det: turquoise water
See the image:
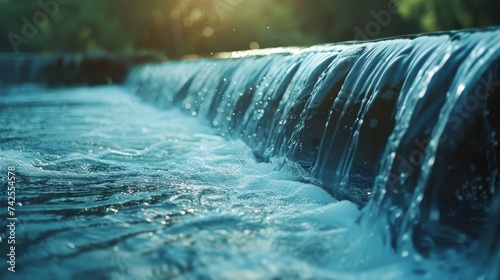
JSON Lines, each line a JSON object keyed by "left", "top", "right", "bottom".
{"left": 2, "top": 29, "right": 499, "bottom": 279}
{"left": 0, "top": 85, "right": 492, "bottom": 279}
{"left": 125, "top": 30, "right": 500, "bottom": 280}
{"left": 1, "top": 85, "right": 363, "bottom": 279}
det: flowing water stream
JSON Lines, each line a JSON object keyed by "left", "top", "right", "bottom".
{"left": 1, "top": 28, "right": 499, "bottom": 279}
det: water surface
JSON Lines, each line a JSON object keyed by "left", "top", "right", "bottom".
{"left": 1, "top": 85, "right": 365, "bottom": 279}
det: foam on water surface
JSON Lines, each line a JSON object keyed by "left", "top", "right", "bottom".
{"left": 125, "top": 29, "right": 500, "bottom": 279}
{"left": 0, "top": 86, "right": 366, "bottom": 279}
{"left": 2, "top": 36, "right": 498, "bottom": 277}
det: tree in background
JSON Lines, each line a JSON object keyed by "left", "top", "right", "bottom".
{"left": 0, "top": 0, "right": 321, "bottom": 56}
{"left": 398, "top": 0, "right": 500, "bottom": 32}
{"left": 0, "top": 0, "right": 499, "bottom": 56}
{"left": 0, "top": 0, "right": 132, "bottom": 53}
{"left": 291, "top": 0, "right": 408, "bottom": 42}
{"left": 135, "top": 0, "right": 331, "bottom": 55}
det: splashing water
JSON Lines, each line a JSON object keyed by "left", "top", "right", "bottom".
{"left": 0, "top": 28, "right": 499, "bottom": 279}
{"left": 0, "top": 86, "right": 361, "bottom": 279}
{"left": 126, "top": 28, "right": 500, "bottom": 279}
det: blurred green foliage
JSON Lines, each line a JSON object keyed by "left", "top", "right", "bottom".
{"left": 0, "top": 0, "right": 499, "bottom": 57}
{"left": 398, "top": 0, "right": 500, "bottom": 31}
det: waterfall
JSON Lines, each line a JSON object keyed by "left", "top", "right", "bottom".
{"left": 126, "top": 27, "right": 500, "bottom": 277}
{"left": 0, "top": 53, "right": 157, "bottom": 85}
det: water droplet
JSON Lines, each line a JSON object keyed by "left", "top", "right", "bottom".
{"left": 369, "top": 119, "right": 379, "bottom": 128}
{"left": 415, "top": 193, "right": 424, "bottom": 204}
{"left": 394, "top": 210, "right": 402, "bottom": 219}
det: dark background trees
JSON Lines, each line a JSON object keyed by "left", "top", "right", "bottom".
{"left": 1, "top": 0, "right": 499, "bottom": 58}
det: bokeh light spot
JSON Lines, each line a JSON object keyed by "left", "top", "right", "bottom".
{"left": 249, "top": 41, "right": 260, "bottom": 49}
{"left": 203, "top": 27, "right": 214, "bottom": 37}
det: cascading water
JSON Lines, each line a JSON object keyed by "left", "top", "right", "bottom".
{"left": 1, "top": 27, "right": 499, "bottom": 279}
{"left": 126, "top": 27, "right": 500, "bottom": 278}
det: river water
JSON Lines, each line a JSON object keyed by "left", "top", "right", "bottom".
{"left": 0, "top": 68, "right": 496, "bottom": 279}
{"left": 0, "top": 85, "right": 363, "bottom": 279}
